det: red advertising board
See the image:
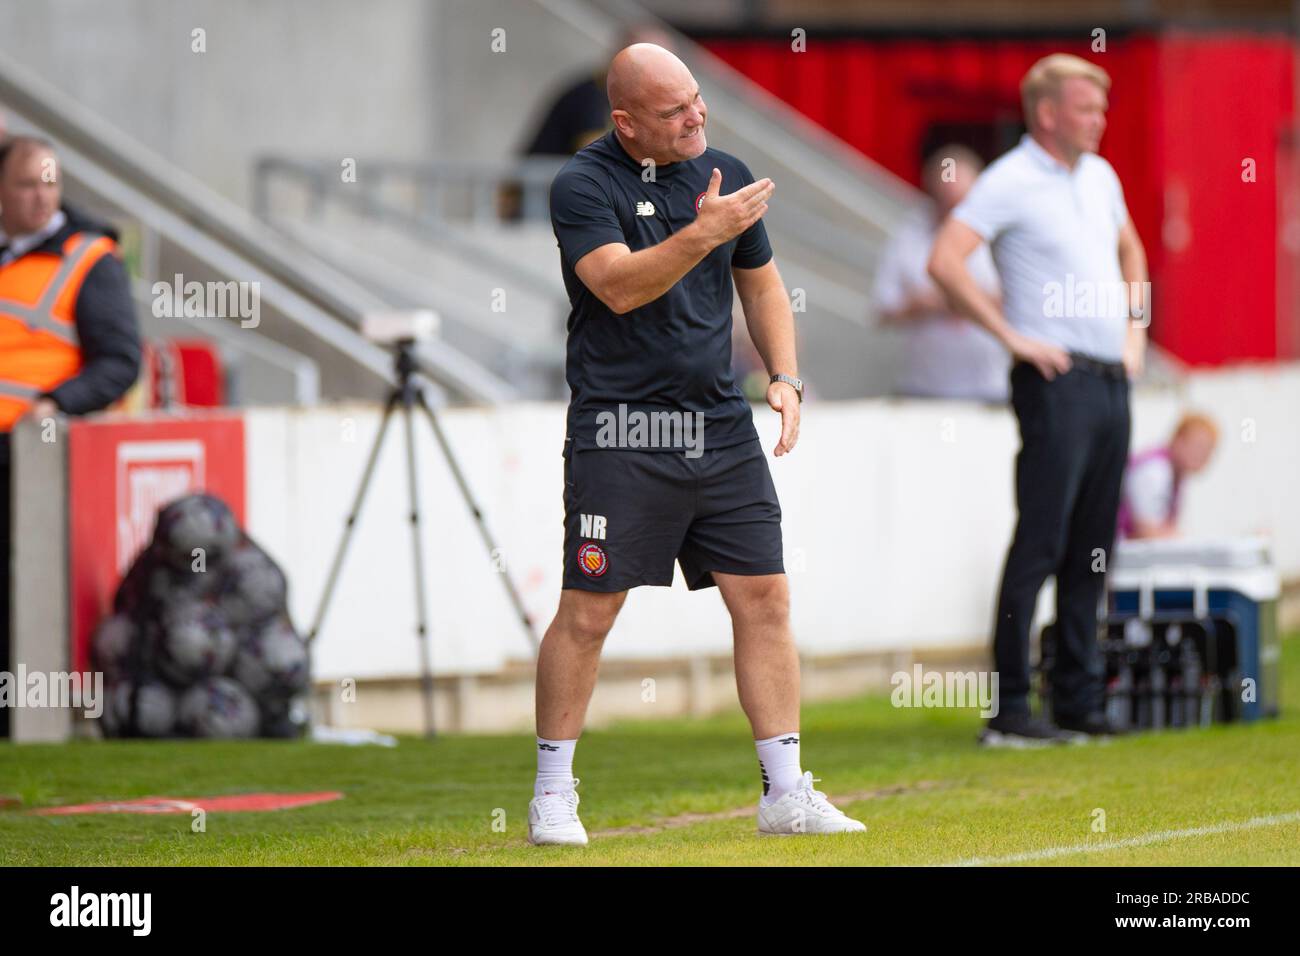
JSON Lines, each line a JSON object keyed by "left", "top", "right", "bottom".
{"left": 67, "top": 414, "right": 246, "bottom": 673}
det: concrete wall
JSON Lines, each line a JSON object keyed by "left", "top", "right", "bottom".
{"left": 0, "top": 0, "right": 439, "bottom": 204}
{"left": 244, "top": 363, "right": 1300, "bottom": 684}
{"left": 0, "top": 0, "right": 620, "bottom": 204}
{"left": 9, "top": 421, "right": 71, "bottom": 743}
{"left": 432, "top": 0, "right": 619, "bottom": 163}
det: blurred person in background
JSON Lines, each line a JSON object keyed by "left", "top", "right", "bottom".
{"left": 0, "top": 136, "right": 141, "bottom": 738}
{"left": 873, "top": 145, "right": 1007, "bottom": 401}
{"left": 929, "top": 54, "right": 1148, "bottom": 746}
{"left": 1117, "top": 412, "right": 1219, "bottom": 540}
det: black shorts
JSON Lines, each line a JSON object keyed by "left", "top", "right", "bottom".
{"left": 562, "top": 438, "right": 784, "bottom": 592}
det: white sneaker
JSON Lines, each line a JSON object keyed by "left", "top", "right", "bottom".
{"left": 756, "top": 771, "right": 868, "bottom": 835}
{"left": 527, "top": 777, "right": 588, "bottom": 846}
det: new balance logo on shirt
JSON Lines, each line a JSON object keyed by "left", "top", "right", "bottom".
{"left": 635, "top": 201, "right": 655, "bottom": 216}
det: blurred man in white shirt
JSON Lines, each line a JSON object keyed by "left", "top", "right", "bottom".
{"left": 873, "top": 145, "right": 1007, "bottom": 401}
{"left": 929, "top": 54, "right": 1149, "bottom": 745}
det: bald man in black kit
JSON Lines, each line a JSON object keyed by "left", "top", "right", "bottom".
{"left": 526, "top": 44, "right": 867, "bottom": 845}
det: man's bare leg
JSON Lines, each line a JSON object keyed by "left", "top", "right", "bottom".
{"left": 715, "top": 571, "right": 866, "bottom": 833}
{"left": 715, "top": 572, "right": 799, "bottom": 737}
{"left": 535, "top": 588, "right": 627, "bottom": 739}
{"left": 527, "top": 588, "right": 627, "bottom": 845}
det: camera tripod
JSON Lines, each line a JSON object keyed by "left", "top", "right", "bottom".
{"left": 306, "top": 339, "right": 538, "bottom": 738}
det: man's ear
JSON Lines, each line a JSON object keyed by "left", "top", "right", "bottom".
{"left": 1035, "top": 97, "right": 1055, "bottom": 134}
{"left": 610, "top": 110, "right": 634, "bottom": 138}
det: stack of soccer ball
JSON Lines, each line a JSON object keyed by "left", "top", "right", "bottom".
{"left": 91, "top": 493, "right": 310, "bottom": 739}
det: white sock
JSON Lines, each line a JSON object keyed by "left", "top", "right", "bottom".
{"left": 756, "top": 731, "right": 802, "bottom": 806}
{"left": 534, "top": 737, "right": 578, "bottom": 796}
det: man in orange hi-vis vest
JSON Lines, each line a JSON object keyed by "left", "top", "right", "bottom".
{"left": 0, "top": 136, "right": 141, "bottom": 738}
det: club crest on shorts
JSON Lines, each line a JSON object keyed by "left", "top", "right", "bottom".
{"left": 577, "top": 541, "right": 608, "bottom": 577}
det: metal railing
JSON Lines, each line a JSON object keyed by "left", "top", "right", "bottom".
{"left": 256, "top": 156, "right": 568, "bottom": 226}
{"left": 255, "top": 151, "right": 884, "bottom": 290}
{"left": 254, "top": 155, "right": 568, "bottom": 306}
{"left": 132, "top": 285, "right": 320, "bottom": 407}
{"left": 0, "top": 51, "right": 516, "bottom": 406}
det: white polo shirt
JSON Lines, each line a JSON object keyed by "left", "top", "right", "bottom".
{"left": 951, "top": 134, "right": 1131, "bottom": 362}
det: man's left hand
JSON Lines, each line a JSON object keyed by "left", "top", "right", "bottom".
{"left": 767, "top": 381, "right": 800, "bottom": 457}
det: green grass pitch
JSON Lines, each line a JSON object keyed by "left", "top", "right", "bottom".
{"left": 3, "top": 633, "right": 1298, "bottom": 866}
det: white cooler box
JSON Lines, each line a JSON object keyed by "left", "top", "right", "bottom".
{"left": 1105, "top": 537, "right": 1281, "bottom": 724}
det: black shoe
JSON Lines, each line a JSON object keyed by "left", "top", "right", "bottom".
{"left": 1054, "top": 713, "right": 1122, "bottom": 737}
{"left": 978, "top": 713, "right": 1077, "bottom": 748}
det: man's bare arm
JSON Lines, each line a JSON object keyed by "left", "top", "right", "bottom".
{"left": 1118, "top": 215, "right": 1149, "bottom": 378}
{"left": 927, "top": 217, "right": 1072, "bottom": 380}
{"left": 734, "top": 259, "right": 799, "bottom": 456}
{"left": 573, "top": 234, "right": 709, "bottom": 315}
{"left": 735, "top": 260, "right": 797, "bottom": 379}
{"left": 877, "top": 288, "right": 949, "bottom": 324}
{"left": 925, "top": 219, "right": 1006, "bottom": 336}
{"left": 1130, "top": 517, "right": 1178, "bottom": 539}
{"left": 574, "top": 169, "right": 774, "bottom": 315}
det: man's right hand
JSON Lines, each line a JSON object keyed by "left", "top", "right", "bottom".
{"left": 1006, "top": 330, "right": 1072, "bottom": 380}
{"left": 692, "top": 168, "right": 774, "bottom": 250}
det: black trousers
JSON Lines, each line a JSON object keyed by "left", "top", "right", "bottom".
{"left": 992, "top": 358, "right": 1130, "bottom": 720}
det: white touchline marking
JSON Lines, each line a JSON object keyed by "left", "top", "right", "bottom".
{"left": 945, "top": 811, "right": 1300, "bottom": 867}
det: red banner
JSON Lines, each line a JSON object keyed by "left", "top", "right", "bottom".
{"left": 67, "top": 414, "right": 246, "bottom": 673}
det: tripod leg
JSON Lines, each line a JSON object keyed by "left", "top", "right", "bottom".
{"left": 307, "top": 392, "right": 401, "bottom": 646}
{"left": 402, "top": 397, "right": 437, "bottom": 739}
{"left": 415, "top": 392, "right": 539, "bottom": 652}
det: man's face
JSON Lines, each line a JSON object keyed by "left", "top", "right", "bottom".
{"left": 1172, "top": 426, "right": 1217, "bottom": 474}
{"left": 1043, "top": 76, "right": 1108, "bottom": 155}
{"left": 0, "top": 147, "right": 62, "bottom": 236}
{"left": 623, "top": 72, "right": 707, "bottom": 163}
{"left": 926, "top": 161, "right": 979, "bottom": 216}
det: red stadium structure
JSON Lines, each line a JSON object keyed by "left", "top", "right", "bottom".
{"left": 702, "top": 29, "right": 1300, "bottom": 366}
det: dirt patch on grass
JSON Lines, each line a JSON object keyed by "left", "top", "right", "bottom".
{"left": 591, "top": 780, "right": 949, "bottom": 838}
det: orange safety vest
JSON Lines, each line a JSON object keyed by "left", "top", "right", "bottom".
{"left": 0, "top": 232, "right": 117, "bottom": 431}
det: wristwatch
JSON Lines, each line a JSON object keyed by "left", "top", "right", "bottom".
{"left": 770, "top": 373, "right": 803, "bottom": 402}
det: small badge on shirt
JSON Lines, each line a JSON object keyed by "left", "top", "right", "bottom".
{"left": 578, "top": 542, "right": 608, "bottom": 577}
{"left": 635, "top": 201, "right": 655, "bottom": 216}
{"left": 695, "top": 191, "right": 707, "bottom": 212}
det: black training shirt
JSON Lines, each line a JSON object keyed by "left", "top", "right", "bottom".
{"left": 549, "top": 129, "right": 773, "bottom": 452}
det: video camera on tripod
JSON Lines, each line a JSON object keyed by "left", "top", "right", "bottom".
{"left": 306, "top": 310, "right": 538, "bottom": 738}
